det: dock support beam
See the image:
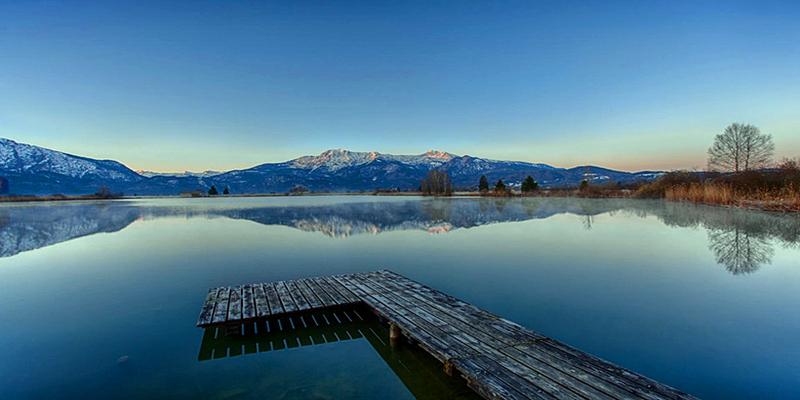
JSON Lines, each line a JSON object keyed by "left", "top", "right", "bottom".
{"left": 224, "top": 323, "right": 241, "bottom": 337}
{"left": 389, "top": 323, "right": 402, "bottom": 346}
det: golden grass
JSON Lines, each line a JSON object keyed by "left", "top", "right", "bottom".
{"left": 666, "top": 183, "right": 800, "bottom": 212}
{"left": 665, "top": 183, "right": 734, "bottom": 205}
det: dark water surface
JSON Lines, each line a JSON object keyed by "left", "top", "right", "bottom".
{"left": 1, "top": 196, "right": 799, "bottom": 399}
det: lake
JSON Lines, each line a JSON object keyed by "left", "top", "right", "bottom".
{"left": 1, "top": 196, "right": 799, "bottom": 399}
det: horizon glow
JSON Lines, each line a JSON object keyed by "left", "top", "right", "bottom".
{"left": 1, "top": 1, "right": 798, "bottom": 172}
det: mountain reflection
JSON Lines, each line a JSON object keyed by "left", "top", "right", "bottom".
{"left": 0, "top": 203, "right": 141, "bottom": 258}
{"left": 1, "top": 198, "right": 798, "bottom": 275}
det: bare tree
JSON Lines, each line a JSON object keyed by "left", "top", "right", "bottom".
{"left": 420, "top": 170, "right": 453, "bottom": 196}
{"left": 708, "top": 123, "right": 774, "bottom": 172}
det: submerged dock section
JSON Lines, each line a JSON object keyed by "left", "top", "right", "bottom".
{"left": 197, "top": 270, "right": 696, "bottom": 400}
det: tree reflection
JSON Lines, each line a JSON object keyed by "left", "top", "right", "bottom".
{"left": 582, "top": 215, "right": 594, "bottom": 230}
{"left": 707, "top": 228, "right": 775, "bottom": 275}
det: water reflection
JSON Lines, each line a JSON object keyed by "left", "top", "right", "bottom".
{"left": 197, "top": 304, "right": 479, "bottom": 400}
{"left": 0, "top": 203, "right": 141, "bottom": 257}
{"left": 707, "top": 229, "right": 774, "bottom": 275}
{"left": 1, "top": 198, "right": 798, "bottom": 275}
{"left": 633, "top": 201, "right": 799, "bottom": 274}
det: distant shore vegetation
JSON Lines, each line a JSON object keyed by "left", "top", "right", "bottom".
{"left": 635, "top": 123, "right": 799, "bottom": 212}
{"left": 2, "top": 123, "right": 797, "bottom": 212}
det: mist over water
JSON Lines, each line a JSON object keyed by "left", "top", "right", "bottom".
{"left": 1, "top": 196, "right": 798, "bottom": 399}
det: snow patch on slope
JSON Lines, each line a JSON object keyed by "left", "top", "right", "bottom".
{"left": 0, "top": 138, "right": 139, "bottom": 180}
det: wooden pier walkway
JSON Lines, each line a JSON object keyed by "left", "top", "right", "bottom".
{"left": 196, "top": 270, "right": 697, "bottom": 400}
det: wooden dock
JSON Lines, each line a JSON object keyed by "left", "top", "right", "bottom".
{"left": 196, "top": 270, "right": 697, "bottom": 400}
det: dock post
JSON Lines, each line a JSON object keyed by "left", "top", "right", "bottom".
{"left": 443, "top": 360, "right": 454, "bottom": 376}
{"left": 389, "top": 323, "right": 402, "bottom": 346}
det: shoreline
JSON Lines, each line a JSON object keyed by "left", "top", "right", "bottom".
{"left": 2, "top": 191, "right": 798, "bottom": 214}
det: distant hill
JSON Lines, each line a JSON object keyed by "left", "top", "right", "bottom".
{"left": 136, "top": 170, "right": 222, "bottom": 178}
{"left": 0, "top": 138, "right": 662, "bottom": 195}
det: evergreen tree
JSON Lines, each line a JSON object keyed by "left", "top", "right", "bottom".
{"left": 289, "top": 185, "right": 309, "bottom": 194}
{"left": 578, "top": 180, "right": 589, "bottom": 192}
{"left": 478, "top": 175, "right": 489, "bottom": 192}
{"left": 494, "top": 179, "right": 506, "bottom": 192}
{"left": 223, "top": 186, "right": 230, "bottom": 195}
{"left": 0, "top": 176, "right": 8, "bottom": 195}
{"left": 95, "top": 186, "right": 113, "bottom": 198}
{"left": 521, "top": 176, "right": 538, "bottom": 193}
{"left": 208, "top": 185, "right": 219, "bottom": 195}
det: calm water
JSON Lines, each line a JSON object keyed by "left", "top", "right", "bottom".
{"left": 1, "top": 196, "right": 799, "bottom": 399}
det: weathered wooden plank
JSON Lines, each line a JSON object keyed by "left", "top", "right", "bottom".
{"left": 399, "top": 296, "right": 617, "bottom": 397}
{"left": 340, "top": 274, "right": 457, "bottom": 359}
{"left": 313, "top": 276, "right": 348, "bottom": 304}
{"left": 350, "top": 274, "right": 476, "bottom": 362}
{"left": 371, "top": 274, "right": 675, "bottom": 399}
{"left": 253, "top": 283, "right": 270, "bottom": 317}
{"left": 295, "top": 278, "right": 324, "bottom": 308}
{"left": 303, "top": 277, "right": 337, "bottom": 307}
{"left": 242, "top": 284, "right": 256, "bottom": 320}
{"left": 211, "top": 287, "right": 230, "bottom": 324}
{"left": 263, "top": 282, "right": 284, "bottom": 315}
{"left": 285, "top": 280, "right": 311, "bottom": 311}
{"left": 359, "top": 275, "right": 555, "bottom": 399}
{"left": 197, "top": 288, "right": 218, "bottom": 326}
{"left": 375, "top": 271, "right": 545, "bottom": 343}
{"left": 322, "top": 275, "right": 361, "bottom": 303}
{"left": 456, "top": 355, "right": 551, "bottom": 400}
{"left": 274, "top": 281, "right": 298, "bottom": 313}
{"left": 509, "top": 344, "right": 650, "bottom": 400}
{"left": 535, "top": 339, "right": 690, "bottom": 400}
{"left": 362, "top": 273, "right": 628, "bottom": 400}
{"left": 331, "top": 274, "right": 362, "bottom": 297}
{"left": 227, "top": 286, "right": 243, "bottom": 322}
{"left": 382, "top": 276, "right": 648, "bottom": 399}
{"left": 376, "top": 272, "right": 695, "bottom": 400}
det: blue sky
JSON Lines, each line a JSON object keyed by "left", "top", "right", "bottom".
{"left": 1, "top": 1, "right": 798, "bottom": 172}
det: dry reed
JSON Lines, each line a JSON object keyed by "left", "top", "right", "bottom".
{"left": 666, "top": 183, "right": 800, "bottom": 212}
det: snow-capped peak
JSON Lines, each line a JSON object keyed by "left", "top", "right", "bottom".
{"left": 423, "top": 150, "right": 454, "bottom": 160}
{"left": 290, "top": 148, "right": 458, "bottom": 171}
{"left": 291, "top": 149, "right": 379, "bottom": 171}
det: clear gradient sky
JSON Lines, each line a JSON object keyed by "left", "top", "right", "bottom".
{"left": 1, "top": 1, "right": 798, "bottom": 172}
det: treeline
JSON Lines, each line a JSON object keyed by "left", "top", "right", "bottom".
{"left": 207, "top": 185, "right": 230, "bottom": 196}
{"left": 420, "top": 170, "right": 453, "bottom": 195}
{"left": 420, "top": 171, "right": 540, "bottom": 196}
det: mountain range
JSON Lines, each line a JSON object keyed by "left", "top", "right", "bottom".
{"left": 0, "top": 137, "right": 662, "bottom": 195}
